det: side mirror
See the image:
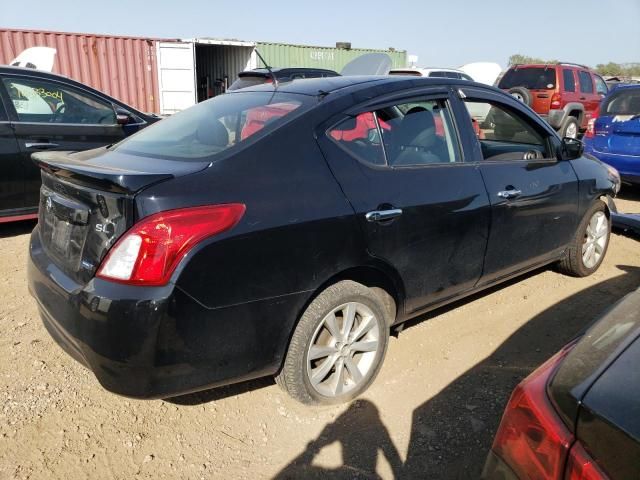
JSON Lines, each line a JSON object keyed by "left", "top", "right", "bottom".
{"left": 113, "top": 105, "right": 132, "bottom": 125}
{"left": 561, "top": 136, "right": 584, "bottom": 160}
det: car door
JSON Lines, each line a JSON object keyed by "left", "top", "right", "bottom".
{"left": 0, "top": 73, "right": 129, "bottom": 209}
{"left": 454, "top": 86, "right": 580, "bottom": 284}
{"left": 577, "top": 70, "right": 600, "bottom": 127}
{"left": 0, "top": 92, "right": 24, "bottom": 214}
{"left": 317, "top": 88, "right": 491, "bottom": 314}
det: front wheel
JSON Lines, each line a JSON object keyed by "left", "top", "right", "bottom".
{"left": 276, "top": 281, "right": 390, "bottom": 405}
{"left": 558, "top": 201, "right": 610, "bottom": 277}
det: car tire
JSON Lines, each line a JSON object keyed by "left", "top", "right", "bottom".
{"left": 275, "top": 280, "right": 390, "bottom": 405}
{"left": 508, "top": 87, "right": 532, "bottom": 106}
{"left": 557, "top": 200, "right": 610, "bottom": 277}
{"left": 560, "top": 116, "right": 580, "bottom": 139}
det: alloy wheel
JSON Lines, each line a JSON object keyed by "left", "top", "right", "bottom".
{"left": 582, "top": 211, "right": 608, "bottom": 269}
{"left": 306, "top": 302, "right": 381, "bottom": 398}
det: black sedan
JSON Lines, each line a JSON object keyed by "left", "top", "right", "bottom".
{"left": 27, "top": 75, "right": 619, "bottom": 405}
{"left": 483, "top": 287, "right": 640, "bottom": 480}
{"left": 0, "top": 66, "right": 159, "bottom": 223}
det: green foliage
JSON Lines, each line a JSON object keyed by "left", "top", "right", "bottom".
{"left": 508, "top": 54, "right": 558, "bottom": 66}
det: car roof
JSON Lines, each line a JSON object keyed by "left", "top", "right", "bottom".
{"left": 230, "top": 74, "right": 489, "bottom": 96}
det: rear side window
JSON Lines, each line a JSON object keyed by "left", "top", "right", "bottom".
{"left": 428, "top": 71, "right": 459, "bottom": 79}
{"left": 578, "top": 71, "right": 594, "bottom": 93}
{"left": 498, "top": 68, "right": 556, "bottom": 90}
{"left": 2, "top": 77, "right": 116, "bottom": 124}
{"left": 563, "top": 69, "right": 576, "bottom": 92}
{"left": 116, "top": 92, "right": 309, "bottom": 161}
{"left": 329, "top": 99, "right": 461, "bottom": 167}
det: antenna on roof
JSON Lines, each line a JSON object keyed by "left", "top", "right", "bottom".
{"left": 254, "top": 48, "right": 278, "bottom": 88}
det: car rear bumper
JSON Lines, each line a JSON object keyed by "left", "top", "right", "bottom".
{"left": 584, "top": 144, "right": 640, "bottom": 183}
{"left": 28, "top": 226, "right": 306, "bottom": 399}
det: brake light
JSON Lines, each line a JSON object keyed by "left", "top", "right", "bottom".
{"left": 551, "top": 93, "right": 562, "bottom": 108}
{"left": 492, "top": 349, "right": 573, "bottom": 480}
{"left": 565, "top": 441, "right": 607, "bottom": 480}
{"left": 585, "top": 108, "right": 599, "bottom": 139}
{"left": 97, "top": 204, "right": 245, "bottom": 286}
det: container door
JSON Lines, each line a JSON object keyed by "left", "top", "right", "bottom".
{"left": 157, "top": 42, "right": 196, "bottom": 115}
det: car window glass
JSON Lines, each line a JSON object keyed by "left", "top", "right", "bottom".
{"left": 498, "top": 68, "right": 556, "bottom": 90}
{"left": 563, "top": 69, "right": 576, "bottom": 92}
{"left": 380, "top": 99, "right": 461, "bottom": 166}
{"left": 329, "top": 112, "right": 386, "bottom": 165}
{"left": 604, "top": 90, "right": 640, "bottom": 115}
{"left": 578, "top": 71, "right": 594, "bottom": 94}
{"left": 117, "top": 92, "right": 308, "bottom": 161}
{"left": 461, "top": 74, "right": 473, "bottom": 81}
{"left": 594, "top": 76, "right": 608, "bottom": 96}
{"left": 2, "top": 77, "right": 116, "bottom": 124}
{"left": 464, "top": 100, "right": 550, "bottom": 161}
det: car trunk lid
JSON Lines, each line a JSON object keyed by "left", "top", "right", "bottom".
{"left": 592, "top": 115, "right": 640, "bottom": 155}
{"left": 33, "top": 147, "right": 210, "bottom": 285}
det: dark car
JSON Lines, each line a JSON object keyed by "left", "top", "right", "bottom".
{"left": 483, "top": 287, "right": 640, "bottom": 480}
{"left": 498, "top": 63, "right": 609, "bottom": 139}
{"left": 227, "top": 67, "right": 339, "bottom": 91}
{"left": 0, "top": 66, "right": 160, "bottom": 223}
{"left": 584, "top": 85, "right": 640, "bottom": 185}
{"left": 27, "top": 75, "right": 620, "bottom": 406}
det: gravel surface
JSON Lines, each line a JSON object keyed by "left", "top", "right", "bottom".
{"left": 1, "top": 190, "right": 639, "bottom": 480}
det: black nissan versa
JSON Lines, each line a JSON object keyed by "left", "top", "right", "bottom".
{"left": 0, "top": 66, "right": 159, "bottom": 223}
{"left": 27, "top": 75, "right": 620, "bottom": 405}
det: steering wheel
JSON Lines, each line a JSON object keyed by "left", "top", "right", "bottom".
{"left": 50, "top": 103, "right": 66, "bottom": 123}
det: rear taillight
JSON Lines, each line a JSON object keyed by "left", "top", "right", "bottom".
{"left": 565, "top": 441, "right": 607, "bottom": 480}
{"left": 585, "top": 107, "right": 599, "bottom": 139}
{"left": 97, "top": 204, "right": 245, "bottom": 286}
{"left": 492, "top": 349, "right": 573, "bottom": 480}
{"left": 551, "top": 93, "right": 562, "bottom": 108}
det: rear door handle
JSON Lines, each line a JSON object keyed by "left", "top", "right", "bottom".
{"left": 25, "top": 142, "right": 59, "bottom": 150}
{"left": 365, "top": 209, "right": 403, "bottom": 223}
{"left": 497, "top": 189, "right": 522, "bottom": 199}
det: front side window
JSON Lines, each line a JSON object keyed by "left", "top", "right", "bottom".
{"left": 328, "top": 99, "right": 461, "bottom": 167}
{"left": 464, "top": 100, "right": 550, "bottom": 161}
{"left": 2, "top": 77, "right": 116, "bottom": 124}
{"left": 116, "top": 92, "right": 308, "bottom": 161}
{"left": 578, "top": 71, "right": 594, "bottom": 94}
{"left": 563, "top": 69, "right": 576, "bottom": 92}
{"left": 594, "top": 75, "right": 608, "bottom": 96}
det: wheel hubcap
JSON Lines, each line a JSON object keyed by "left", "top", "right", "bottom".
{"left": 511, "top": 93, "right": 524, "bottom": 102}
{"left": 582, "top": 211, "right": 608, "bottom": 269}
{"left": 306, "top": 302, "right": 380, "bottom": 397}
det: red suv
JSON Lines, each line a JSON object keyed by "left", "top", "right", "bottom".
{"left": 498, "top": 63, "right": 609, "bottom": 138}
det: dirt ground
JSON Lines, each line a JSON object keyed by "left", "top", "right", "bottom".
{"left": 1, "top": 190, "right": 639, "bottom": 480}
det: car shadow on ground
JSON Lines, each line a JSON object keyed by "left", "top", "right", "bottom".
{"left": 274, "top": 265, "right": 640, "bottom": 479}
{"left": 617, "top": 185, "right": 640, "bottom": 204}
{"left": 0, "top": 220, "right": 36, "bottom": 239}
{"left": 165, "top": 377, "right": 275, "bottom": 405}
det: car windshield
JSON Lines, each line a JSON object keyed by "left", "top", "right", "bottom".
{"left": 498, "top": 67, "right": 557, "bottom": 90}
{"left": 603, "top": 89, "right": 640, "bottom": 115}
{"left": 115, "top": 92, "right": 309, "bottom": 161}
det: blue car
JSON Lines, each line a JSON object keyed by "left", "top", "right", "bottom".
{"left": 584, "top": 85, "right": 640, "bottom": 185}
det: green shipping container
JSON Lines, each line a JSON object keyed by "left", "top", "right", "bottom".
{"left": 255, "top": 42, "right": 406, "bottom": 72}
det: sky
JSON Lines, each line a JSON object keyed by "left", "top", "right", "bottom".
{"left": 3, "top": 0, "right": 639, "bottom": 68}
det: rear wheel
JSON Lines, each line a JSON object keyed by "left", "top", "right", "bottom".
{"left": 560, "top": 117, "right": 579, "bottom": 139}
{"left": 558, "top": 201, "right": 610, "bottom": 277}
{"left": 276, "top": 280, "right": 390, "bottom": 405}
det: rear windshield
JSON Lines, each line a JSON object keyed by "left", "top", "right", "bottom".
{"left": 498, "top": 67, "right": 557, "bottom": 90}
{"left": 227, "top": 76, "right": 270, "bottom": 91}
{"left": 603, "top": 89, "right": 640, "bottom": 115}
{"left": 115, "top": 92, "right": 309, "bottom": 161}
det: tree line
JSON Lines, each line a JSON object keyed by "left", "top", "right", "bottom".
{"left": 508, "top": 54, "right": 640, "bottom": 78}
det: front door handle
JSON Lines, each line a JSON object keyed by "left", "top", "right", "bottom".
{"left": 365, "top": 208, "right": 403, "bottom": 223}
{"left": 497, "top": 189, "right": 522, "bottom": 199}
{"left": 25, "top": 142, "right": 59, "bottom": 150}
